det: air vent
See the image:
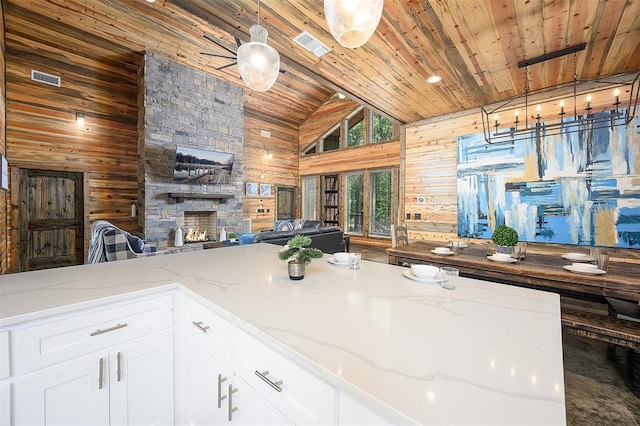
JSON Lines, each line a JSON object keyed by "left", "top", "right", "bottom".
{"left": 31, "top": 70, "right": 61, "bottom": 87}
{"left": 293, "top": 31, "right": 331, "bottom": 58}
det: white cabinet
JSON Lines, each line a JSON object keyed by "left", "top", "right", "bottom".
{"left": 14, "top": 330, "right": 174, "bottom": 426}
{"left": 14, "top": 351, "right": 111, "bottom": 425}
{"left": 181, "top": 298, "right": 294, "bottom": 425}
{"left": 109, "top": 330, "right": 174, "bottom": 425}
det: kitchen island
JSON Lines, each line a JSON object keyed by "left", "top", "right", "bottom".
{"left": 0, "top": 243, "right": 566, "bottom": 424}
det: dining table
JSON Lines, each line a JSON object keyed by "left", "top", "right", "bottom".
{"left": 386, "top": 241, "right": 640, "bottom": 303}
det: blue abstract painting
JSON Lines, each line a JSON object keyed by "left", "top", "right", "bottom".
{"left": 457, "top": 111, "right": 640, "bottom": 248}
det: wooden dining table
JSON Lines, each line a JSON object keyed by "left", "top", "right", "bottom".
{"left": 386, "top": 241, "right": 640, "bottom": 303}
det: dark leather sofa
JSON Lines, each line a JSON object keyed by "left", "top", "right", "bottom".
{"left": 251, "top": 220, "right": 346, "bottom": 254}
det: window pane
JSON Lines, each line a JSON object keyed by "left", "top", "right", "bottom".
{"left": 347, "top": 109, "right": 365, "bottom": 147}
{"left": 345, "top": 172, "right": 364, "bottom": 234}
{"left": 372, "top": 112, "right": 394, "bottom": 143}
{"left": 322, "top": 125, "right": 341, "bottom": 151}
{"left": 369, "top": 170, "right": 392, "bottom": 236}
{"left": 302, "top": 177, "right": 317, "bottom": 220}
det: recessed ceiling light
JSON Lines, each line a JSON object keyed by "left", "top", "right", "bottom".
{"left": 427, "top": 75, "right": 442, "bottom": 84}
{"left": 338, "top": 93, "right": 346, "bottom": 99}
{"left": 145, "top": 0, "right": 155, "bottom": 3}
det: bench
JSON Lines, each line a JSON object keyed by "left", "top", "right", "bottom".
{"left": 561, "top": 307, "right": 640, "bottom": 396}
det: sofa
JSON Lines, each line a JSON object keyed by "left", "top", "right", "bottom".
{"left": 247, "top": 219, "right": 347, "bottom": 254}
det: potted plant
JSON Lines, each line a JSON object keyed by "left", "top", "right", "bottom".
{"left": 278, "top": 235, "right": 323, "bottom": 280}
{"left": 491, "top": 225, "right": 519, "bottom": 255}
{"left": 228, "top": 232, "right": 238, "bottom": 242}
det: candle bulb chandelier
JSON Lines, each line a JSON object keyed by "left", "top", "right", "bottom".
{"left": 482, "top": 43, "right": 640, "bottom": 144}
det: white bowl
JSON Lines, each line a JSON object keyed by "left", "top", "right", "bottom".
{"left": 492, "top": 253, "right": 512, "bottom": 261}
{"left": 434, "top": 247, "right": 451, "bottom": 254}
{"left": 333, "top": 252, "right": 350, "bottom": 263}
{"left": 411, "top": 264, "right": 440, "bottom": 279}
{"left": 572, "top": 262, "right": 598, "bottom": 271}
{"left": 567, "top": 252, "right": 587, "bottom": 260}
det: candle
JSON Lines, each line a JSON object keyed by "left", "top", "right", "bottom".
{"left": 586, "top": 94, "right": 592, "bottom": 109}
{"left": 514, "top": 109, "right": 519, "bottom": 123}
{"left": 559, "top": 100, "right": 565, "bottom": 115}
{"left": 614, "top": 88, "right": 620, "bottom": 104}
{"left": 536, "top": 105, "right": 541, "bottom": 119}
{"left": 494, "top": 114, "right": 499, "bottom": 127}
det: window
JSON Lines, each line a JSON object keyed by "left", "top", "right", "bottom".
{"left": 321, "top": 124, "right": 341, "bottom": 152}
{"left": 301, "top": 176, "right": 317, "bottom": 220}
{"left": 345, "top": 172, "right": 364, "bottom": 234}
{"left": 369, "top": 170, "right": 392, "bottom": 236}
{"left": 372, "top": 112, "right": 395, "bottom": 143}
{"left": 347, "top": 108, "right": 365, "bottom": 147}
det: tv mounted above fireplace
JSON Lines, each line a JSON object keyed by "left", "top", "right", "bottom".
{"left": 173, "top": 146, "right": 234, "bottom": 184}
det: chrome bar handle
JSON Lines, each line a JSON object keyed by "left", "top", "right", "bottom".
{"left": 116, "top": 352, "right": 122, "bottom": 382}
{"left": 217, "top": 373, "right": 227, "bottom": 408}
{"left": 192, "top": 321, "right": 210, "bottom": 333}
{"left": 228, "top": 384, "right": 238, "bottom": 421}
{"left": 98, "top": 357, "right": 104, "bottom": 390}
{"left": 90, "top": 323, "right": 128, "bottom": 336}
{"left": 254, "top": 370, "right": 283, "bottom": 393}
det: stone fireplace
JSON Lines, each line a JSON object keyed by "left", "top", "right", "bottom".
{"left": 137, "top": 53, "right": 244, "bottom": 249}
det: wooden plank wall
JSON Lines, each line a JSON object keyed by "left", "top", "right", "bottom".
{"left": 404, "top": 104, "right": 640, "bottom": 262}
{"left": 4, "top": 3, "right": 141, "bottom": 270}
{"left": 243, "top": 111, "right": 300, "bottom": 233}
{"left": 0, "top": 1, "right": 7, "bottom": 274}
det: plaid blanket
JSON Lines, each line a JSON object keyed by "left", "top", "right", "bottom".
{"left": 87, "top": 220, "right": 158, "bottom": 264}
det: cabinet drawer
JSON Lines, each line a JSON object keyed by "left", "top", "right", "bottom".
{"left": 184, "top": 297, "right": 232, "bottom": 364}
{"left": 233, "top": 328, "right": 336, "bottom": 425}
{"left": 14, "top": 293, "right": 173, "bottom": 374}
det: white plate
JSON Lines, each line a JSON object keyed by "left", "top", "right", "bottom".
{"left": 563, "top": 265, "right": 606, "bottom": 275}
{"left": 561, "top": 254, "right": 594, "bottom": 262}
{"left": 402, "top": 269, "right": 445, "bottom": 283}
{"left": 327, "top": 257, "right": 349, "bottom": 265}
{"left": 431, "top": 249, "right": 454, "bottom": 256}
{"left": 487, "top": 255, "right": 518, "bottom": 263}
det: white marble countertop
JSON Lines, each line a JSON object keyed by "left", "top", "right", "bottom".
{"left": 0, "top": 243, "right": 566, "bottom": 424}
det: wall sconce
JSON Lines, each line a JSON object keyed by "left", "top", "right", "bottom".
{"left": 265, "top": 150, "right": 273, "bottom": 160}
{"left": 76, "top": 112, "right": 85, "bottom": 126}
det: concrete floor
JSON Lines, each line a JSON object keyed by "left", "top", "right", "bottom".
{"left": 351, "top": 243, "right": 640, "bottom": 425}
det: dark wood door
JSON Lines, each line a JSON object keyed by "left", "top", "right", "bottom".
{"left": 276, "top": 186, "right": 296, "bottom": 220}
{"left": 18, "top": 169, "right": 84, "bottom": 271}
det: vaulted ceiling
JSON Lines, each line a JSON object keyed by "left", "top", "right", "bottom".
{"left": 6, "top": 0, "right": 640, "bottom": 126}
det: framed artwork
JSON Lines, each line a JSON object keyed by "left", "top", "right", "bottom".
{"left": 245, "top": 182, "right": 258, "bottom": 196}
{"left": 259, "top": 183, "right": 272, "bottom": 197}
{"left": 0, "top": 155, "right": 7, "bottom": 190}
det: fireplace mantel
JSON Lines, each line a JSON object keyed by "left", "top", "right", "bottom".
{"left": 166, "top": 192, "right": 234, "bottom": 203}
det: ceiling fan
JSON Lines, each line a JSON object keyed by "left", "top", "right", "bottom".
{"left": 201, "top": 34, "right": 242, "bottom": 71}
{"left": 200, "top": 34, "right": 286, "bottom": 73}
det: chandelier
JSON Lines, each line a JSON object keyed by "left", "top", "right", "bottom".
{"left": 481, "top": 44, "right": 640, "bottom": 144}
{"left": 324, "top": 0, "right": 384, "bottom": 48}
{"left": 237, "top": 0, "right": 280, "bottom": 92}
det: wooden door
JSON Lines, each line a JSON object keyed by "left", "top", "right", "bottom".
{"left": 276, "top": 186, "right": 296, "bottom": 220}
{"left": 18, "top": 169, "right": 84, "bottom": 271}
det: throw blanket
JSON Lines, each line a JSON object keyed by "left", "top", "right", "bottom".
{"left": 87, "top": 220, "right": 116, "bottom": 264}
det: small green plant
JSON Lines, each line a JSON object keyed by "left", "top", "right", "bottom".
{"left": 492, "top": 225, "right": 519, "bottom": 246}
{"left": 278, "top": 235, "right": 323, "bottom": 265}
{"left": 228, "top": 232, "right": 238, "bottom": 240}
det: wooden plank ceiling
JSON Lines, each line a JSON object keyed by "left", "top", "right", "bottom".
{"left": 6, "top": 0, "right": 640, "bottom": 126}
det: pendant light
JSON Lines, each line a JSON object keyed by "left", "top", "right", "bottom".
{"left": 324, "top": 0, "right": 384, "bottom": 49}
{"left": 237, "top": 0, "right": 280, "bottom": 92}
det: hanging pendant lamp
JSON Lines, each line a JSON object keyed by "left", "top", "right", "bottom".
{"left": 324, "top": 0, "right": 384, "bottom": 48}
{"left": 237, "top": 1, "right": 280, "bottom": 92}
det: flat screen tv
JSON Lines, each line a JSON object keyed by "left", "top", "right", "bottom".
{"left": 174, "top": 146, "right": 234, "bottom": 184}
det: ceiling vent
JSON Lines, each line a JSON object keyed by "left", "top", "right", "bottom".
{"left": 31, "top": 70, "right": 61, "bottom": 87}
{"left": 293, "top": 31, "right": 331, "bottom": 58}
